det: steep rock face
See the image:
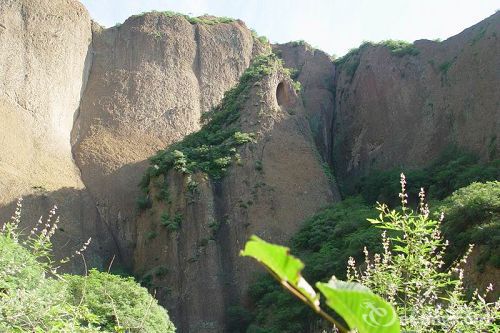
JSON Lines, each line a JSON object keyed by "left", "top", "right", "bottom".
{"left": 133, "top": 57, "right": 336, "bottom": 332}
{"left": 0, "top": 0, "right": 117, "bottom": 270}
{"left": 274, "top": 42, "right": 337, "bottom": 165}
{"left": 333, "top": 13, "right": 500, "bottom": 191}
{"left": 73, "top": 13, "right": 266, "bottom": 265}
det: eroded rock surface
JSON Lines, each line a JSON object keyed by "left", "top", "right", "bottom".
{"left": 73, "top": 13, "right": 266, "bottom": 264}
{"left": 274, "top": 42, "right": 337, "bottom": 165}
{"left": 0, "top": 0, "right": 117, "bottom": 270}
{"left": 133, "top": 57, "right": 336, "bottom": 332}
{"left": 332, "top": 12, "right": 500, "bottom": 191}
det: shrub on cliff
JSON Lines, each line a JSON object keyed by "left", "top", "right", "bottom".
{"left": 352, "top": 147, "right": 500, "bottom": 204}
{"left": 0, "top": 199, "right": 175, "bottom": 332}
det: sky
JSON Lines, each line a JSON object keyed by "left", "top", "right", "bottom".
{"left": 79, "top": 0, "right": 500, "bottom": 56}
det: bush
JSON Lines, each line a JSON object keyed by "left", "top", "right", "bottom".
{"left": 0, "top": 233, "right": 45, "bottom": 292}
{"left": 347, "top": 175, "right": 498, "bottom": 332}
{"left": 160, "top": 213, "right": 182, "bottom": 232}
{"left": 439, "top": 59, "right": 454, "bottom": 74}
{"left": 436, "top": 181, "right": 500, "bottom": 269}
{"left": 226, "top": 306, "right": 254, "bottom": 333}
{"left": 250, "top": 29, "right": 270, "bottom": 46}
{"left": 65, "top": 270, "right": 175, "bottom": 332}
{"left": 291, "top": 197, "right": 379, "bottom": 282}
{"left": 352, "top": 147, "right": 500, "bottom": 204}
{"left": 136, "top": 10, "right": 235, "bottom": 26}
{"left": 379, "top": 40, "right": 419, "bottom": 57}
{"left": 0, "top": 200, "right": 176, "bottom": 332}
{"left": 137, "top": 194, "right": 152, "bottom": 210}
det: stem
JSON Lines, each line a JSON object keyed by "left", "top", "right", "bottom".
{"left": 264, "top": 267, "right": 349, "bottom": 333}
{"left": 107, "top": 254, "right": 116, "bottom": 273}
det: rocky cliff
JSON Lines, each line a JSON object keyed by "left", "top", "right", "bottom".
{"left": 0, "top": 1, "right": 498, "bottom": 332}
{"left": 0, "top": 0, "right": 116, "bottom": 271}
{"left": 332, "top": 13, "right": 499, "bottom": 191}
{"left": 133, "top": 54, "right": 336, "bottom": 332}
{"left": 73, "top": 11, "right": 267, "bottom": 266}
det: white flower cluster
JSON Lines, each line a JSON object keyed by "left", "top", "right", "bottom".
{"left": 346, "top": 174, "right": 499, "bottom": 332}
{"left": 1, "top": 198, "right": 92, "bottom": 275}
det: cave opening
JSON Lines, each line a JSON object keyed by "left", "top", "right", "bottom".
{"left": 276, "top": 81, "right": 286, "bottom": 106}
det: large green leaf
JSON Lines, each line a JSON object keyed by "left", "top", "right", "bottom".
{"left": 316, "top": 278, "right": 400, "bottom": 333}
{"left": 240, "top": 235, "right": 319, "bottom": 308}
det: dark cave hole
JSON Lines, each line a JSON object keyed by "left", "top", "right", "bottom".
{"left": 276, "top": 81, "right": 286, "bottom": 106}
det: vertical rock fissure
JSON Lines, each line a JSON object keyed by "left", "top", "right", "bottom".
{"left": 328, "top": 64, "right": 339, "bottom": 180}
{"left": 69, "top": 27, "right": 128, "bottom": 268}
{"left": 211, "top": 179, "right": 238, "bottom": 332}
{"left": 192, "top": 24, "right": 204, "bottom": 115}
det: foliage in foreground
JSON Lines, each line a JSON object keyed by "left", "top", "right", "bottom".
{"left": 345, "top": 175, "right": 499, "bottom": 332}
{"left": 242, "top": 236, "right": 400, "bottom": 333}
{"left": 243, "top": 198, "right": 383, "bottom": 332}
{"left": 245, "top": 178, "right": 499, "bottom": 332}
{"left": 0, "top": 200, "right": 175, "bottom": 333}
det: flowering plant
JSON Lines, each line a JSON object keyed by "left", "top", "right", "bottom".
{"left": 347, "top": 174, "right": 499, "bottom": 332}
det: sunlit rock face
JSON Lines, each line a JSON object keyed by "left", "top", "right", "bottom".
{"left": 0, "top": 0, "right": 117, "bottom": 271}
{"left": 331, "top": 13, "right": 499, "bottom": 191}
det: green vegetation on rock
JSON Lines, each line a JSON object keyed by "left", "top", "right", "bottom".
{"left": 471, "top": 25, "right": 487, "bottom": 46}
{"left": 335, "top": 40, "right": 419, "bottom": 77}
{"left": 139, "top": 52, "right": 299, "bottom": 218}
{"left": 439, "top": 58, "right": 455, "bottom": 75}
{"left": 138, "top": 52, "right": 302, "bottom": 244}
{"left": 160, "top": 212, "right": 183, "bottom": 232}
{"left": 379, "top": 40, "right": 420, "bottom": 56}
{"left": 349, "top": 147, "right": 500, "bottom": 204}
{"left": 134, "top": 10, "right": 235, "bottom": 25}
{"left": 141, "top": 54, "right": 283, "bottom": 193}
{"left": 250, "top": 29, "right": 270, "bottom": 46}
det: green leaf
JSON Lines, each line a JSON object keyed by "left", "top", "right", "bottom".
{"left": 316, "top": 278, "right": 400, "bottom": 333}
{"left": 240, "top": 235, "right": 319, "bottom": 308}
